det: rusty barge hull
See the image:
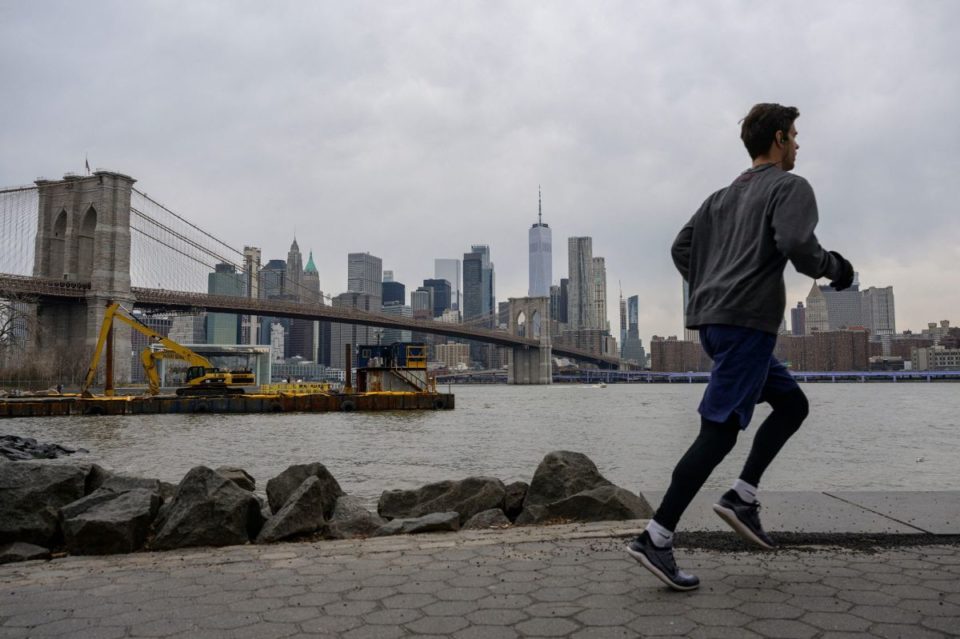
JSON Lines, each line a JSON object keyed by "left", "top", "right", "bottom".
{"left": 0, "top": 392, "right": 454, "bottom": 418}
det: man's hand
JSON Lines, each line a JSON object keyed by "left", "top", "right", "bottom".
{"left": 828, "top": 251, "right": 854, "bottom": 291}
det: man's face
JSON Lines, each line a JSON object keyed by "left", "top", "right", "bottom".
{"left": 781, "top": 123, "right": 799, "bottom": 171}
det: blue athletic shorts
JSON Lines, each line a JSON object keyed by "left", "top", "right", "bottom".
{"left": 697, "top": 324, "right": 799, "bottom": 429}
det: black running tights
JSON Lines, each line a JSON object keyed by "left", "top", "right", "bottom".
{"left": 653, "top": 387, "right": 809, "bottom": 531}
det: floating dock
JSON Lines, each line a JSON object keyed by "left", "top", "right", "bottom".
{"left": 0, "top": 391, "right": 454, "bottom": 418}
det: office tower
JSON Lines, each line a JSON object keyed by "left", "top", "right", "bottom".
{"left": 528, "top": 187, "right": 552, "bottom": 297}
{"left": 383, "top": 270, "right": 394, "bottom": 283}
{"left": 567, "top": 237, "right": 595, "bottom": 330}
{"left": 791, "top": 302, "right": 806, "bottom": 336}
{"left": 861, "top": 286, "right": 896, "bottom": 354}
{"left": 422, "top": 279, "right": 452, "bottom": 317}
{"left": 382, "top": 280, "right": 406, "bottom": 306}
{"left": 622, "top": 294, "right": 645, "bottom": 364}
{"left": 806, "top": 274, "right": 863, "bottom": 334}
{"left": 497, "top": 301, "right": 510, "bottom": 330}
{"left": 463, "top": 245, "right": 494, "bottom": 326}
{"left": 206, "top": 263, "right": 244, "bottom": 344}
{"left": 285, "top": 238, "right": 303, "bottom": 297}
{"left": 257, "top": 259, "right": 288, "bottom": 348}
{"left": 434, "top": 259, "right": 461, "bottom": 311}
{"left": 381, "top": 304, "right": 413, "bottom": 344}
{"left": 619, "top": 293, "right": 627, "bottom": 352}
{"left": 410, "top": 288, "right": 432, "bottom": 319}
{"left": 550, "top": 285, "right": 562, "bottom": 325}
{"left": 330, "top": 292, "right": 378, "bottom": 369}
{"left": 593, "top": 256, "right": 608, "bottom": 333}
{"left": 347, "top": 253, "right": 383, "bottom": 303}
{"left": 242, "top": 246, "right": 261, "bottom": 345}
{"left": 301, "top": 251, "right": 322, "bottom": 303}
{"left": 558, "top": 278, "right": 569, "bottom": 323}
{"left": 682, "top": 280, "right": 700, "bottom": 343}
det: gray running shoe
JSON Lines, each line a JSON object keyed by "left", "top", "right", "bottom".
{"left": 626, "top": 531, "right": 700, "bottom": 591}
{"left": 713, "top": 489, "right": 776, "bottom": 549}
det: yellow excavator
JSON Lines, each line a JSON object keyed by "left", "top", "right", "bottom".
{"left": 81, "top": 303, "right": 256, "bottom": 397}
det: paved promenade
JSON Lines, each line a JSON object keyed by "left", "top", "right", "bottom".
{"left": 2, "top": 493, "right": 959, "bottom": 638}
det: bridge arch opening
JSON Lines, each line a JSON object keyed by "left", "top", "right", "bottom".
{"left": 515, "top": 311, "right": 526, "bottom": 338}
{"left": 531, "top": 309, "right": 542, "bottom": 339}
{"left": 50, "top": 210, "right": 67, "bottom": 278}
{"left": 78, "top": 206, "right": 97, "bottom": 281}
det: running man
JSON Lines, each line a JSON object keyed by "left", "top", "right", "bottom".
{"left": 627, "top": 103, "right": 855, "bottom": 591}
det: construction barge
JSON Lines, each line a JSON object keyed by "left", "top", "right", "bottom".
{"left": 1, "top": 333, "right": 453, "bottom": 418}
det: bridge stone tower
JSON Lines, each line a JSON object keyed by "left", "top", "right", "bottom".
{"left": 507, "top": 296, "right": 552, "bottom": 384}
{"left": 33, "top": 171, "right": 136, "bottom": 382}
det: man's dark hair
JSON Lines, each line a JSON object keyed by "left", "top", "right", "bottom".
{"left": 740, "top": 103, "right": 800, "bottom": 159}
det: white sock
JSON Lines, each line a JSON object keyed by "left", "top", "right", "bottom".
{"left": 645, "top": 520, "right": 674, "bottom": 548}
{"left": 733, "top": 479, "right": 758, "bottom": 503}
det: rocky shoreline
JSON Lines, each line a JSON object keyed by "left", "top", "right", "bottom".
{"left": 0, "top": 451, "right": 652, "bottom": 564}
{"left": 0, "top": 434, "right": 88, "bottom": 461}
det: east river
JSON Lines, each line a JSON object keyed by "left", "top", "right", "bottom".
{"left": 5, "top": 383, "right": 958, "bottom": 506}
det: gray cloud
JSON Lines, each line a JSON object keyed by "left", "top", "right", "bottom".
{"left": 2, "top": 1, "right": 958, "bottom": 339}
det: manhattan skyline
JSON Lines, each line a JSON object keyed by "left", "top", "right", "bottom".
{"left": 2, "top": 2, "right": 958, "bottom": 340}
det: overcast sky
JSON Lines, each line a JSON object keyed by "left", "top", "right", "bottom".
{"left": 2, "top": 1, "right": 958, "bottom": 340}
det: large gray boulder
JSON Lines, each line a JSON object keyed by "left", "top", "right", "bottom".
{"left": 503, "top": 481, "right": 528, "bottom": 521}
{"left": 515, "top": 485, "right": 652, "bottom": 525}
{"left": 100, "top": 475, "right": 162, "bottom": 494}
{"left": 266, "top": 463, "right": 342, "bottom": 516}
{"left": 523, "top": 451, "right": 612, "bottom": 509}
{"left": 378, "top": 477, "right": 506, "bottom": 525}
{"left": 215, "top": 466, "right": 256, "bottom": 492}
{"left": 256, "top": 477, "right": 327, "bottom": 543}
{"left": 325, "top": 495, "right": 387, "bottom": 540}
{"left": 0, "top": 462, "right": 102, "bottom": 546}
{"left": 62, "top": 488, "right": 161, "bottom": 555}
{"left": 373, "top": 511, "right": 460, "bottom": 536}
{"left": 0, "top": 542, "right": 51, "bottom": 564}
{"left": 463, "top": 508, "right": 511, "bottom": 529}
{"left": 152, "top": 466, "right": 264, "bottom": 550}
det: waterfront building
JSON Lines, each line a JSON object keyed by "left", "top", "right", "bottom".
{"left": 593, "top": 256, "right": 608, "bottom": 333}
{"left": 382, "top": 278, "right": 406, "bottom": 307}
{"left": 128, "top": 312, "right": 173, "bottom": 383}
{"left": 410, "top": 288, "right": 432, "bottom": 319}
{"left": 921, "top": 320, "right": 954, "bottom": 345}
{"left": 619, "top": 294, "right": 627, "bottom": 351}
{"left": 435, "top": 342, "right": 471, "bottom": 370}
{"left": 650, "top": 335, "right": 711, "bottom": 372}
{"left": 434, "top": 259, "right": 461, "bottom": 311}
{"left": 528, "top": 187, "right": 551, "bottom": 298}
{"left": 791, "top": 302, "right": 806, "bottom": 336}
{"left": 567, "top": 237, "right": 596, "bottom": 330}
{"left": 912, "top": 345, "right": 960, "bottom": 371}
{"left": 774, "top": 328, "right": 870, "bottom": 371}
{"left": 422, "top": 278, "right": 452, "bottom": 318}
{"left": 169, "top": 314, "right": 206, "bottom": 346}
{"left": 206, "top": 262, "right": 243, "bottom": 344}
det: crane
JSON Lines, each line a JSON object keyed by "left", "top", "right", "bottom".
{"left": 81, "top": 303, "right": 255, "bottom": 397}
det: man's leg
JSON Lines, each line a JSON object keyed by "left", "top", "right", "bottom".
{"left": 714, "top": 362, "right": 808, "bottom": 548}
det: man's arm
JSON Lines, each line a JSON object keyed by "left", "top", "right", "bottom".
{"left": 770, "top": 177, "right": 849, "bottom": 282}
{"left": 671, "top": 214, "right": 696, "bottom": 281}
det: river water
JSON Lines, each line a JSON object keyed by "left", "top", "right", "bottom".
{"left": 5, "top": 384, "right": 958, "bottom": 506}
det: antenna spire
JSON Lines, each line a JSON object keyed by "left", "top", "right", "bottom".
{"left": 538, "top": 185, "right": 542, "bottom": 225}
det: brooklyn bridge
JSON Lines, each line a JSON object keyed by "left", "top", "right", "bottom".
{"left": 0, "top": 170, "right": 619, "bottom": 386}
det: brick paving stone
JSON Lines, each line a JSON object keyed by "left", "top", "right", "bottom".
{"left": 299, "top": 614, "right": 363, "bottom": 634}
{"left": 687, "top": 607, "right": 754, "bottom": 627}
{"left": 530, "top": 586, "right": 586, "bottom": 602}
{"left": 341, "top": 625, "right": 406, "bottom": 639}
{"left": 363, "top": 607, "right": 423, "bottom": 625}
{"left": 873, "top": 623, "right": 948, "bottom": 639}
{"left": 921, "top": 616, "right": 960, "bottom": 635}
{"left": 197, "top": 611, "right": 261, "bottom": 629}
{"left": 323, "top": 600, "right": 379, "bottom": 616}
{"left": 404, "top": 614, "right": 471, "bottom": 634}
{"left": 344, "top": 586, "right": 398, "bottom": 601}
{"left": 849, "top": 604, "right": 922, "bottom": 625}
{"left": 24, "top": 616, "right": 100, "bottom": 636}
{"left": 515, "top": 617, "right": 581, "bottom": 637}
{"left": 570, "top": 628, "right": 636, "bottom": 639}
{"left": 899, "top": 598, "right": 960, "bottom": 617}
{"left": 509, "top": 602, "right": 580, "bottom": 618}
{"left": 466, "top": 608, "right": 529, "bottom": 626}
{"left": 574, "top": 606, "right": 637, "bottom": 626}
{"left": 736, "top": 601, "right": 805, "bottom": 619}
{"left": 435, "top": 586, "right": 490, "bottom": 601}
{"left": 746, "top": 619, "right": 818, "bottom": 638}
{"left": 128, "top": 617, "right": 197, "bottom": 637}
{"left": 261, "top": 605, "right": 322, "bottom": 623}
{"left": 628, "top": 615, "right": 699, "bottom": 636}
{"left": 382, "top": 593, "right": 437, "bottom": 609}
{"left": 688, "top": 627, "right": 765, "bottom": 639}
{"left": 801, "top": 611, "right": 873, "bottom": 632}
{"left": 454, "top": 625, "right": 521, "bottom": 639}
{"left": 478, "top": 594, "right": 535, "bottom": 609}
{"left": 787, "top": 595, "right": 853, "bottom": 612}
{"left": 422, "top": 600, "right": 480, "bottom": 616}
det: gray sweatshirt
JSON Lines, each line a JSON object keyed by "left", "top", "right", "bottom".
{"left": 672, "top": 164, "right": 845, "bottom": 335}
